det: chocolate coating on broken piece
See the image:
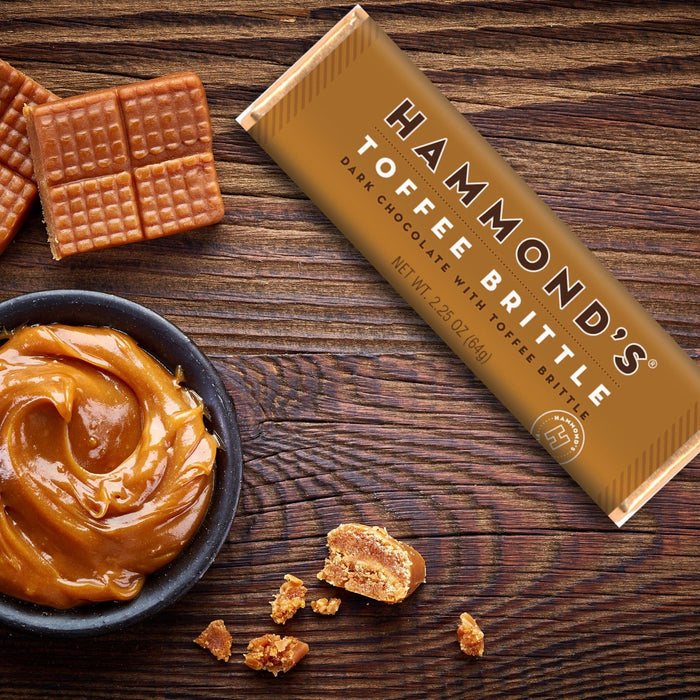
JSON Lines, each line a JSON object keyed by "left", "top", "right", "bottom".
{"left": 0, "top": 59, "right": 56, "bottom": 254}
{"left": 317, "top": 523, "right": 426, "bottom": 603}
{"left": 25, "top": 71, "right": 223, "bottom": 259}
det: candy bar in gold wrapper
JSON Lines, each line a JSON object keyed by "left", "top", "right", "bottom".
{"left": 237, "top": 6, "right": 699, "bottom": 525}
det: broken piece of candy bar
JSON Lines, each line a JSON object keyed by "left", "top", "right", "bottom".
{"left": 0, "top": 58, "right": 56, "bottom": 254}
{"left": 310, "top": 597, "right": 341, "bottom": 615}
{"left": 244, "top": 634, "right": 309, "bottom": 676}
{"left": 25, "top": 71, "right": 224, "bottom": 259}
{"left": 270, "top": 574, "right": 307, "bottom": 624}
{"left": 194, "top": 619, "right": 232, "bottom": 662}
{"left": 457, "top": 612, "right": 485, "bottom": 657}
{"left": 317, "top": 523, "right": 426, "bottom": 603}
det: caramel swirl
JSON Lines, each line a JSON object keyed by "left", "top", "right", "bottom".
{"left": 0, "top": 324, "right": 217, "bottom": 609}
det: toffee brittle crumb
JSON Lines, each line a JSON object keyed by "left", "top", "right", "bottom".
{"left": 244, "top": 634, "right": 309, "bottom": 676}
{"left": 194, "top": 619, "right": 232, "bottom": 662}
{"left": 457, "top": 612, "right": 484, "bottom": 657}
{"left": 195, "top": 528, "right": 485, "bottom": 676}
{"left": 310, "top": 597, "right": 341, "bottom": 615}
{"left": 270, "top": 574, "right": 307, "bottom": 624}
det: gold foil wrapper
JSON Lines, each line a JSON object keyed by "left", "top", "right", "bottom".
{"left": 238, "top": 5, "right": 699, "bottom": 526}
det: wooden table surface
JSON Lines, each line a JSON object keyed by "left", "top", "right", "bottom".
{"left": 0, "top": 1, "right": 697, "bottom": 698}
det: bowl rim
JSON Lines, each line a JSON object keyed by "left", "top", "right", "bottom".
{"left": 0, "top": 289, "right": 243, "bottom": 636}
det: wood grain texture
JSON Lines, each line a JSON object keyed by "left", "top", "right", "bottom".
{"left": 0, "top": 1, "right": 697, "bottom": 698}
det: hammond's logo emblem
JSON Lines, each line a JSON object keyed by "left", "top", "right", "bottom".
{"left": 531, "top": 410, "right": 585, "bottom": 465}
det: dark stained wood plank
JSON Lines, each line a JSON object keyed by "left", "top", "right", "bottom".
{"left": 0, "top": 1, "right": 697, "bottom": 698}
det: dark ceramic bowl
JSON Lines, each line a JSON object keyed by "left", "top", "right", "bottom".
{"left": 0, "top": 290, "right": 243, "bottom": 636}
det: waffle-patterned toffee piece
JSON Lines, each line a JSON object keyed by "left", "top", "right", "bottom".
{"left": 0, "top": 59, "right": 56, "bottom": 254}
{"left": 25, "top": 72, "right": 224, "bottom": 259}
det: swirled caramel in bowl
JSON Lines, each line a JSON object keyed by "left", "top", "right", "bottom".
{"left": 0, "top": 323, "right": 217, "bottom": 609}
